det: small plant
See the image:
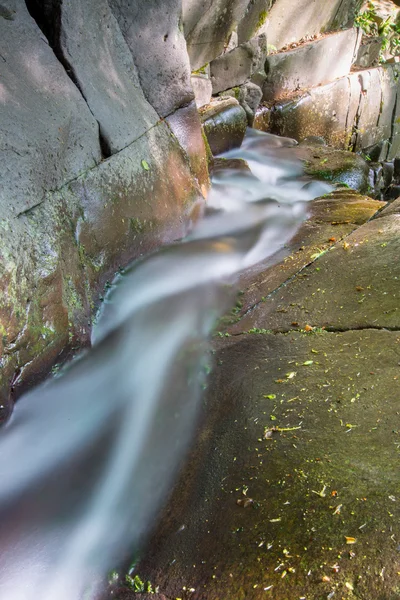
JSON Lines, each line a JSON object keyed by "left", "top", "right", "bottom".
{"left": 125, "top": 574, "right": 158, "bottom": 593}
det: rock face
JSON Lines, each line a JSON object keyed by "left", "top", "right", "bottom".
{"left": 0, "top": 0, "right": 102, "bottom": 217}
{"left": 109, "top": 0, "right": 194, "bottom": 117}
{"left": 268, "top": 64, "right": 400, "bottom": 159}
{"left": 200, "top": 97, "right": 248, "bottom": 155}
{"left": 44, "top": 0, "right": 160, "bottom": 155}
{"left": 263, "top": 29, "right": 361, "bottom": 102}
{"left": 0, "top": 0, "right": 208, "bottom": 416}
{"left": 210, "top": 34, "right": 267, "bottom": 94}
{"left": 239, "top": 0, "right": 358, "bottom": 48}
{"left": 183, "top": 0, "right": 250, "bottom": 70}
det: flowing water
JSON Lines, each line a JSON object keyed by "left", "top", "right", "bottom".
{"left": 0, "top": 130, "right": 332, "bottom": 600}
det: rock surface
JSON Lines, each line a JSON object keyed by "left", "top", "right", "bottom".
{"left": 210, "top": 34, "right": 267, "bottom": 94}
{"left": 0, "top": 0, "right": 102, "bottom": 216}
{"left": 200, "top": 98, "right": 248, "bottom": 155}
{"left": 48, "top": 0, "right": 160, "bottom": 155}
{"left": 135, "top": 183, "right": 399, "bottom": 600}
{"left": 191, "top": 75, "right": 213, "bottom": 108}
{"left": 183, "top": 0, "right": 250, "bottom": 70}
{"left": 109, "top": 0, "right": 194, "bottom": 117}
{"left": 263, "top": 29, "right": 361, "bottom": 102}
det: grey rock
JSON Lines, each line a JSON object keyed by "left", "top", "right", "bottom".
{"left": 183, "top": 0, "right": 250, "bottom": 70}
{"left": 237, "top": 0, "right": 273, "bottom": 44}
{"left": 221, "top": 81, "right": 262, "bottom": 125}
{"left": 191, "top": 75, "right": 213, "bottom": 108}
{"left": 52, "top": 0, "right": 160, "bottom": 155}
{"left": 263, "top": 28, "right": 361, "bottom": 102}
{"left": 354, "top": 36, "right": 382, "bottom": 68}
{"left": 241, "top": 0, "right": 345, "bottom": 49}
{"left": 0, "top": 0, "right": 101, "bottom": 217}
{"left": 109, "top": 0, "right": 193, "bottom": 117}
{"left": 200, "top": 97, "right": 247, "bottom": 155}
{"left": 210, "top": 34, "right": 267, "bottom": 94}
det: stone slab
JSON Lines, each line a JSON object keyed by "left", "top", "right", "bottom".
{"left": 54, "top": 0, "right": 160, "bottom": 154}
{"left": 183, "top": 0, "right": 250, "bottom": 70}
{"left": 263, "top": 29, "right": 361, "bottom": 102}
{"left": 241, "top": 0, "right": 344, "bottom": 48}
{"left": 233, "top": 214, "right": 400, "bottom": 334}
{"left": 0, "top": 0, "right": 102, "bottom": 217}
{"left": 138, "top": 328, "right": 400, "bottom": 600}
{"left": 109, "top": 0, "right": 193, "bottom": 117}
{"left": 210, "top": 34, "right": 267, "bottom": 94}
{"left": 354, "top": 36, "right": 382, "bottom": 68}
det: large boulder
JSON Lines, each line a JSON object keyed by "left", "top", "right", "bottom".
{"left": 0, "top": 0, "right": 102, "bottom": 217}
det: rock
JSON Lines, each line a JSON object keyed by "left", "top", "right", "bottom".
{"left": 269, "top": 76, "right": 357, "bottom": 149}
{"left": 377, "top": 196, "right": 400, "bottom": 217}
{"left": 239, "top": 0, "right": 353, "bottom": 48}
{"left": 183, "top": 0, "right": 250, "bottom": 70}
{"left": 354, "top": 35, "right": 382, "bottom": 68}
{"left": 0, "top": 121, "right": 203, "bottom": 418}
{"left": 210, "top": 34, "right": 267, "bottom": 94}
{"left": 109, "top": 0, "right": 194, "bottom": 117}
{"left": 200, "top": 98, "right": 247, "bottom": 155}
{"left": 40, "top": 0, "right": 160, "bottom": 155}
{"left": 191, "top": 75, "right": 213, "bottom": 108}
{"left": 211, "top": 157, "right": 251, "bottom": 176}
{"left": 299, "top": 145, "right": 370, "bottom": 193}
{"left": 165, "top": 101, "right": 210, "bottom": 194}
{"left": 136, "top": 215, "right": 400, "bottom": 600}
{"left": 253, "top": 104, "right": 271, "bottom": 131}
{"left": 353, "top": 65, "right": 399, "bottom": 157}
{"left": 269, "top": 64, "right": 400, "bottom": 155}
{"left": 0, "top": 0, "right": 102, "bottom": 217}
{"left": 263, "top": 28, "right": 361, "bottom": 102}
{"left": 221, "top": 81, "right": 263, "bottom": 125}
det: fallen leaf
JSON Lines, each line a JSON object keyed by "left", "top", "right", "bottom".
{"left": 345, "top": 536, "right": 356, "bottom": 544}
{"left": 141, "top": 159, "right": 150, "bottom": 170}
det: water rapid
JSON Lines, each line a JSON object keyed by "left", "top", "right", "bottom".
{"left": 0, "top": 130, "right": 332, "bottom": 600}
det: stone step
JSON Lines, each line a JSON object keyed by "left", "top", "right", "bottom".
{"left": 199, "top": 97, "right": 247, "bottom": 155}
{"left": 261, "top": 63, "right": 400, "bottom": 161}
{"left": 262, "top": 28, "right": 361, "bottom": 102}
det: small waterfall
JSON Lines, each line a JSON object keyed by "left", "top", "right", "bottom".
{"left": 0, "top": 130, "right": 331, "bottom": 600}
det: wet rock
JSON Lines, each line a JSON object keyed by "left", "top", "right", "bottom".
{"left": 191, "top": 74, "right": 212, "bottom": 108}
{"left": 200, "top": 98, "right": 247, "bottom": 155}
{"left": 269, "top": 76, "right": 357, "bottom": 149}
{"left": 253, "top": 104, "right": 271, "bottom": 131}
{"left": 0, "top": 121, "right": 203, "bottom": 418}
{"left": 165, "top": 101, "right": 210, "bottom": 193}
{"left": 221, "top": 81, "right": 263, "bottom": 125}
{"left": 210, "top": 34, "right": 267, "bottom": 94}
{"left": 0, "top": 0, "right": 102, "bottom": 217}
{"left": 354, "top": 35, "right": 382, "bottom": 68}
{"left": 292, "top": 145, "right": 370, "bottom": 193}
{"left": 183, "top": 0, "right": 250, "bottom": 70}
{"left": 138, "top": 326, "right": 400, "bottom": 600}
{"left": 262, "top": 29, "right": 361, "bottom": 102}
{"left": 235, "top": 214, "right": 400, "bottom": 333}
{"left": 211, "top": 157, "right": 251, "bottom": 175}
{"left": 40, "top": 0, "right": 160, "bottom": 155}
{"left": 109, "top": 0, "right": 193, "bottom": 117}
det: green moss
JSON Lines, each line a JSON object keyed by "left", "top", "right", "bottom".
{"left": 256, "top": 9, "right": 268, "bottom": 31}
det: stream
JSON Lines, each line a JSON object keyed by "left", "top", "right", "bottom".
{"left": 0, "top": 130, "right": 331, "bottom": 600}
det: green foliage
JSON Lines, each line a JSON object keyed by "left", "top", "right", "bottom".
{"left": 355, "top": 1, "right": 400, "bottom": 60}
{"left": 125, "top": 574, "right": 158, "bottom": 593}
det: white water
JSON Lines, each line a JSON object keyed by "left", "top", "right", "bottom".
{"left": 0, "top": 130, "right": 331, "bottom": 600}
